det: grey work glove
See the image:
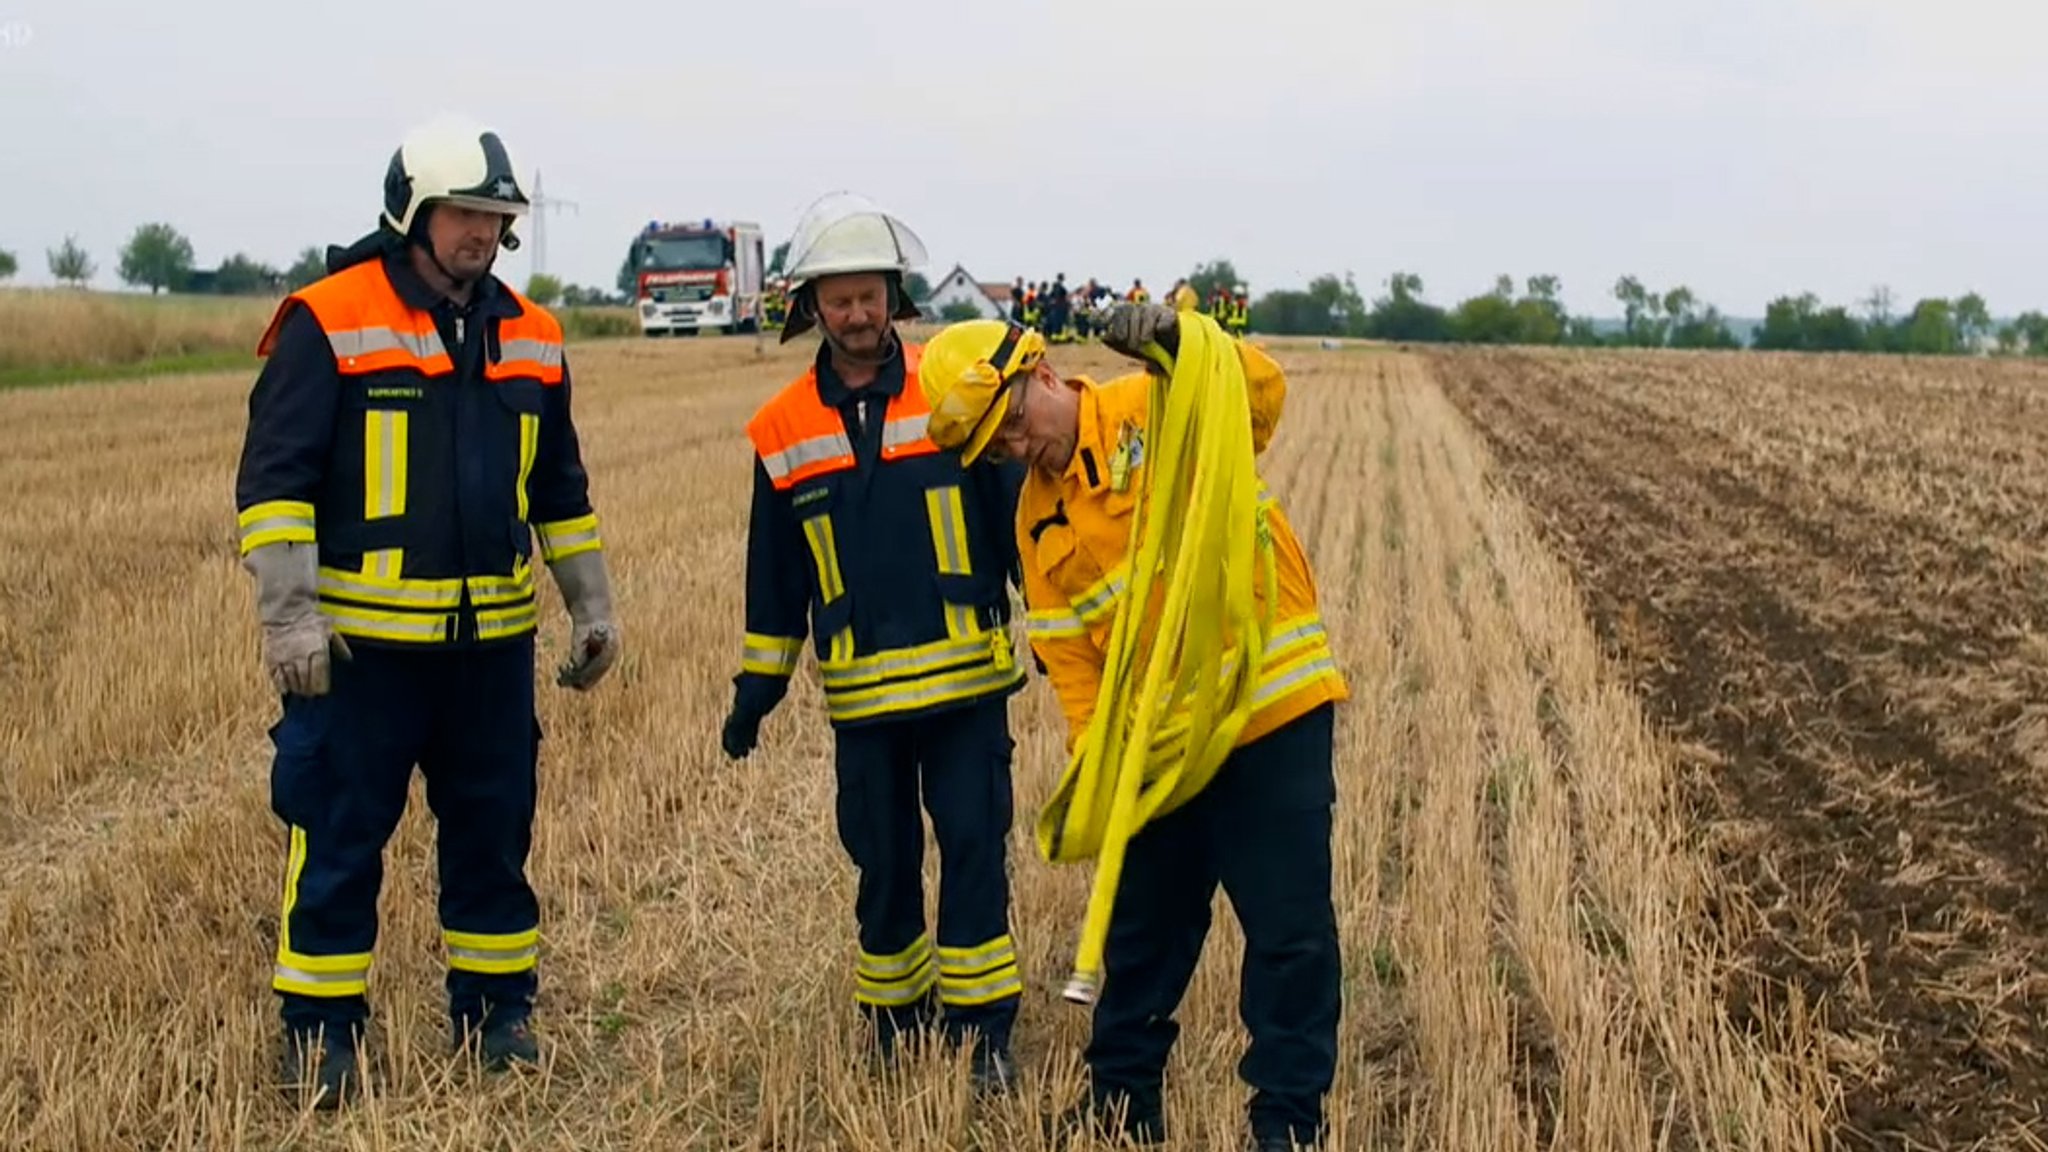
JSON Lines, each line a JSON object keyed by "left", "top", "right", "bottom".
{"left": 548, "top": 549, "right": 620, "bottom": 691}
{"left": 243, "top": 541, "right": 350, "bottom": 696}
{"left": 1098, "top": 302, "right": 1181, "bottom": 363}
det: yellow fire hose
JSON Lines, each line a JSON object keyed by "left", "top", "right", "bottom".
{"left": 1034, "top": 312, "right": 1278, "bottom": 1004}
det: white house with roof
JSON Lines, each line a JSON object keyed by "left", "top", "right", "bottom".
{"left": 920, "top": 264, "right": 1012, "bottom": 321}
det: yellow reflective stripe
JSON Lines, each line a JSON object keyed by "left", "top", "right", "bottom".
{"left": 238, "top": 500, "right": 316, "bottom": 553}
{"left": 856, "top": 936, "right": 937, "bottom": 1007}
{"left": 743, "top": 632, "right": 803, "bottom": 676}
{"left": 467, "top": 566, "right": 536, "bottom": 607}
{"left": 825, "top": 660, "right": 1023, "bottom": 724}
{"left": 445, "top": 927, "right": 539, "bottom": 974}
{"left": 362, "top": 549, "right": 403, "bottom": 582}
{"left": 937, "top": 935, "right": 1022, "bottom": 1006}
{"left": 1253, "top": 649, "right": 1342, "bottom": 709}
{"left": 476, "top": 602, "right": 539, "bottom": 640}
{"left": 1026, "top": 609, "right": 1088, "bottom": 640}
{"left": 515, "top": 412, "right": 539, "bottom": 523}
{"left": 925, "top": 485, "right": 971, "bottom": 576}
{"left": 1072, "top": 564, "right": 1128, "bottom": 624}
{"left": 802, "top": 515, "right": 845, "bottom": 601}
{"left": 320, "top": 565, "right": 462, "bottom": 609}
{"left": 818, "top": 633, "right": 997, "bottom": 690}
{"left": 363, "top": 409, "right": 409, "bottom": 520}
{"left": 829, "top": 628, "right": 856, "bottom": 665}
{"left": 320, "top": 604, "right": 454, "bottom": 643}
{"left": 274, "top": 826, "right": 373, "bottom": 997}
{"left": 537, "top": 514, "right": 602, "bottom": 561}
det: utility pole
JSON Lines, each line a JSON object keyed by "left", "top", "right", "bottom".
{"left": 529, "top": 169, "right": 580, "bottom": 284}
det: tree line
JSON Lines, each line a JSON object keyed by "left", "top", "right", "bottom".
{"left": 1199, "top": 257, "right": 2041, "bottom": 357}
{"left": 4, "top": 227, "right": 2042, "bottom": 356}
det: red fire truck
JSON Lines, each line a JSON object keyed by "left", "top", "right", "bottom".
{"left": 630, "top": 218, "right": 766, "bottom": 336}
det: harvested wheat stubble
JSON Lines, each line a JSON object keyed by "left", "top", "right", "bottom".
{"left": 0, "top": 338, "right": 1824, "bottom": 1150}
{"left": 1433, "top": 343, "right": 2048, "bottom": 1152}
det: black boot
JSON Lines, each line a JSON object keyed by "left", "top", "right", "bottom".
{"left": 455, "top": 1013, "right": 540, "bottom": 1072}
{"left": 1046, "top": 1086, "right": 1165, "bottom": 1147}
{"left": 279, "top": 1023, "right": 362, "bottom": 1109}
{"left": 967, "top": 1036, "right": 1017, "bottom": 1096}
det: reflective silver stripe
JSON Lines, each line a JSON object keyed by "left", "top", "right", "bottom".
{"left": 825, "top": 661, "right": 1023, "bottom": 721}
{"left": 273, "top": 964, "right": 367, "bottom": 986}
{"left": 498, "top": 337, "right": 563, "bottom": 368}
{"left": 883, "top": 414, "right": 930, "bottom": 449}
{"left": 538, "top": 522, "right": 601, "bottom": 556}
{"left": 937, "top": 970, "right": 1023, "bottom": 1003}
{"left": 448, "top": 943, "right": 538, "bottom": 965}
{"left": 1026, "top": 610, "right": 1087, "bottom": 639}
{"left": 238, "top": 513, "right": 314, "bottom": 545}
{"left": 329, "top": 325, "right": 448, "bottom": 362}
{"left": 760, "top": 432, "right": 854, "bottom": 483}
{"left": 318, "top": 569, "right": 462, "bottom": 607}
{"left": 818, "top": 634, "right": 993, "bottom": 689}
{"left": 1254, "top": 653, "right": 1341, "bottom": 707}
{"left": 858, "top": 939, "right": 933, "bottom": 979}
{"left": 1072, "top": 570, "right": 1127, "bottom": 623}
{"left": 937, "top": 936, "right": 1015, "bottom": 972}
{"left": 319, "top": 607, "right": 451, "bottom": 641}
{"left": 743, "top": 636, "right": 803, "bottom": 674}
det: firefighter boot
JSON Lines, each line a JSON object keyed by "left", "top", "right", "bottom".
{"left": 279, "top": 1023, "right": 363, "bottom": 1110}
{"left": 966, "top": 1032, "right": 1017, "bottom": 1096}
{"left": 1045, "top": 1085, "right": 1166, "bottom": 1147}
{"left": 455, "top": 1013, "right": 541, "bottom": 1073}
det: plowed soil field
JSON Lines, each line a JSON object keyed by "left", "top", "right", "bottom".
{"left": 1433, "top": 346, "right": 2048, "bottom": 1150}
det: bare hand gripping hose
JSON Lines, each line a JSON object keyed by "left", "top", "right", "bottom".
{"left": 1034, "top": 312, "right": 1279, "bottom": 1004}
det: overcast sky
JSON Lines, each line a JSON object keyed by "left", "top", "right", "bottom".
{"left": 2, "top": 0, "right": 2041, "bottom": 316}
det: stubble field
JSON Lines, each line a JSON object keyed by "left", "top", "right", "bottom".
{"left": 1432, "top": 345, "right": 2048, "bottom": 1150}
{"left": 3, "top": 333, "right": 1903, "bottom": 1150}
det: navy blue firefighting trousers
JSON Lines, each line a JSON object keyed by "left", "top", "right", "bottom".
{"left": 265, "top": 637, "right": 542, "bottom": 1034}
{"left": 1084, "top": 702, "right": 1341, "bottom": 1147}
{"left": 832, "top": 695, "right": 1022, "bottom": 1049}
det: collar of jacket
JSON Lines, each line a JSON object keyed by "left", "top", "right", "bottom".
{"left": 381, "top": 247, "right": 519, "bottom": 321}
{"left": 811, "top": 336, "right": 905, "bottom": 410}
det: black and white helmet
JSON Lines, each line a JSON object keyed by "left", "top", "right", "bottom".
{"left": 381, "top": 115, "right": 530, "bottom": 250}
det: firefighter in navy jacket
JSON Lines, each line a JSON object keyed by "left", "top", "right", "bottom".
{"left": 722, "top": 193, "right": 1027, "bottom": 1092}
{"left": 233, "top": 115, "right": 619, "bottom": 1108}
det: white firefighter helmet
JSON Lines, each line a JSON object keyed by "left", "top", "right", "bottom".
{"left": 778, "top": 191, "right": 927, "bottom": 341}
{"left": 381, "top": 115, "right": 530, "bottom": 250}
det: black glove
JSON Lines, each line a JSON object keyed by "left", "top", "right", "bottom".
{"left": 721, "top": 706, "right": 761, "bottom": 760}
{"left": 1098, "top": 302, "right": 1181, "bottom": 361}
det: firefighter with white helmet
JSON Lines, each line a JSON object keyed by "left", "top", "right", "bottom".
{"left": 235, "top": 114, "right": 619, "bottom": 1107}
{"left": 725, "top": 192, "right": 1027, "bottom": 1091}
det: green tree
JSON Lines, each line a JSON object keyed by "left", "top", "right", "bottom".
{"left": 2000, "top": 311, "right": 2048, "bottom": 356}
{"left": 768, "top": 240, "right": 789, "bottom": 276}
{"left": 212, "top": 253, "right": 280, "bottom": 296}
{"left": 118, "top": 222, "right": 195, "bottom": 294}
{"left": 1612, "top": 276, "right": 1668, "bottom": 347}
{"left": 1953, "top": 292, "right": 1992, "bottom": 352}
{"left": 285, "top": 246, "right": 326, "bottom": 291}
{"left": 1512, "top": 274, "right": 1568, "bottom": 345}
{"left": 939, "top": 300, "right": 984, "bottom": 322}
{"left": 48, "top": 235, "right": 94, "bottom": 286}
{"left": 1898, "top": 298, "right": 1958, "bottom": 355}
{"left": 904, "top": 272, "right": 932, "bottom": 302}
{"left": 525, "top": 273, "right": 564, "bottom": 307}
{"left": 0, "top": 247, "right": 16, "bottom": 281}
{"left": 1365, "top": 271, "right": 1449, "bottom": 342}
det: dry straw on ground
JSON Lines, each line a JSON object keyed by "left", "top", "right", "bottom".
{"left": 0, "top": 336, "right": 1832, "bottom": 1150}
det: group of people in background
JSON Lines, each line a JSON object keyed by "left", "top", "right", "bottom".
{"left": 761, "top": 273, "right": 1255, "bottom": 342}
{"left": 1006, "top": 274, "right": 1251, "bottom": 343}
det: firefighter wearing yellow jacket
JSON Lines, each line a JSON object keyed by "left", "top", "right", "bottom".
{"left": 915, "top": 305, "right": 1346, "bottom": 1151}
{"left": 722, "top": 193, "right": 1026, "bottom": 1091}
{"left": 234, "top": 116, "right": 620, "bottom": 1108}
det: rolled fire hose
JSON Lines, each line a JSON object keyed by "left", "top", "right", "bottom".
{"left": 1034, "top": 312, "right": 1279, "bottom": 1005}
